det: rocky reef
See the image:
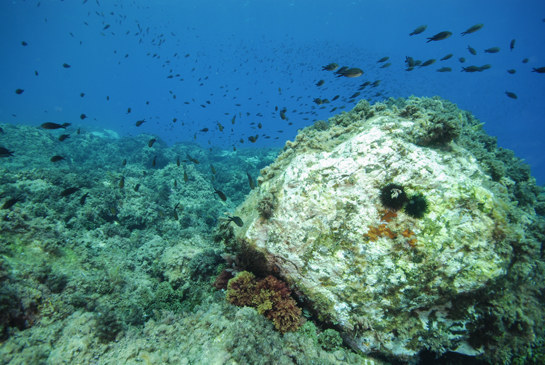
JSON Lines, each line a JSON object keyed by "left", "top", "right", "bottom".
{"left": 218, "top": 96, "right": 545, "bottom": 363}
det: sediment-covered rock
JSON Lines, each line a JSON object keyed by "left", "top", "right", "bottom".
{"left": 222, "top": 97, "right": 544, "bottom": 362}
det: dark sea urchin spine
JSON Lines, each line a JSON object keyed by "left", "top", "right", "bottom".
{"left": 404, "top": 193, "right": 429, "bottom": 219}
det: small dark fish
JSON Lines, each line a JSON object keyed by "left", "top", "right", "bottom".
{"left": 479, "top": 64, "right": 492, "bottom": 71}
{"left": 62, "top": 63, "right": 71, "bottom": 68}
{"left": 152, "top": 156, "right": 157, "bottom": 167}
{"left": 338, "top": 68, "right": 363, "bottom": 78}
{"left": 532, "top": 67, "right": 545, "bottom": 73}
{"left": 280, "top": 111, "right": 286, "bottom": 120}
{"left": 371, "top": 80, "right": 381, "bottom": 87}
{"left": 258, "top": 123, "right": 262, "bottom": 129}
{"left": 437, "top": 67, "right": 452, "bottom": 72}
{"left": 350, "top": 92, "right": 361, "bottom": 98}
{"left": 522, "top": 58, "right": 529, "bottom": 64}
{"left": 106, "top": 95, "right": 109, "bottom": 100}
{"left": 316, "top": 79, "right": 325, "bottom": 87}
{"left": 134, "top": 184, "right": 141, "bottom": 192}
{"left": 173, "top": 203, "right": 179, "bottom": 221}
{"left": 80, "top": 193, "right": 89, "bottom": 206}
{"left": 174, "top": 179, "right": 177, "bottom": 188}
{"left": 148, "top": 138, "right": 157, "bottom": 147}
{"left": 419, "top": 59, "right": 436, "bottom": 68}
{"left": 22, "top": 41, "right": 28, "bottom": 46}
{"left": 426, "top": 31, "right": 452, "bottom": 43}
{"left": 177, "top": 156, "right": 180, "bottom": 166}
{"left": 80, "top": 93, "right": 85, "bottom": 97}
{"left": 41, "top": 122, "right": 66, "bottom": 130}
{"left": 332, "top": 95, "right": 340, "bottom": 101}
{"left": 60, "top": 187, "right": 79, "bottom": 197}
{"left": 2, "top": 197, "right": 22, "bottom": 210}
{"left": 467, "top": 46, "right": 477, "bottom": 55}
{"left": 122, "top": 158, "right": 127, "bottom": 166}
{"left": 0, "top": 127, "right": 4, "bottom": 134}
{"left": 440, "top": 54, "right": 453, "bottom": 61}
{"left": 0, "top": 147, "right": 15, "bottom": 157}
{"left": 510, "top": 39, "right": 515, "bottom": 52}
{"left": 80, "top": 114, "right": 87, "bottom": 120}
{"left": 217, "top": 122, "right": 224, "bottom": 132}
{"left": 505, "top": 91, "right": 517, "bottom": 99}
{"left": 210, "top": 164, "right": 216, "bottom": 174}
{"left": 409, "top": 25, "right": 427, "bottom": 36}
{"left": 484, "top": 47, "right": 500, "bottom": 53}
{"left": 200, "top": 128, "right": 209, "bottom": 132}
{"left": 248, "top": 135, "right": 257, "bottom": 143}
{"left": 15, "top": 89, "right": 24, "bottom": 95}
{"left": 77, "top": 128, "right": 80, "bottom": 135}
{"left": 127, "top": 108, "right": 131, "bottom": 114}
{"left": 186, "top": 153, "right": 199, "bottom": 164}
{"left": 247, "top": 172, "right": 255, "bottom": 190}
{"left": 135, "top": 119, "right": 146, "bottom": 126}
{"left": 58, "top": 134, "right": 70, "bottom": 142}
{"left": 35, "top": 70, "right": 38, "bottom": 76}
{"left": 228, "top": 216, "right": 244, "bottom": 227}
{"left": 184, "top": 170, "right": 188, "bottom": 182}
{"left": 313, "top": 98, "right": 323, "bottom": 105}
{"left": 461, "top": 66, "right": 481, "bottom": 73}
{"left": 172, "top": 118, "right": 177, "bottom": 123}
{"left": 103, "top": 24, "right": 110, "bottom": 30}
{"left": 214, "top": 188, "right": 227, "bottom": 201}
{"left": 405, "top": 57, "right": 415, "bottom": 67}
{"left": 377, "top": 56, "right": 389, "bottom": 63}
{"left": 461, "top": 24, "right": 484, "bottom": 36}
{"left": 459, "top": 57, "right": 466, "bottom": 63}
{"left": 50, "top": 156, "right": 64, "bottom": 162}
{"left": 507, "top": 69, "right": 516, "bottom": 74}
{"left": 322, "top": 63, "right": 339, "bottom": 71}
{"left": 414, "top": 60, "right": 422, "bottom": 66}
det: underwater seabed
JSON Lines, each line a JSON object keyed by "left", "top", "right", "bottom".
{"left": 1, "top": 96, "right": 544, "bottom": 365}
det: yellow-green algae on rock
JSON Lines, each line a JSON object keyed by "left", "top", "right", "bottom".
{"left": 220, "top": 96, "right": 543, "bottom": 362}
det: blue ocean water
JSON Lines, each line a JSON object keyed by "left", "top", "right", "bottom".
{"left": 1, "top": 0, "right": 544, "bottom": 184}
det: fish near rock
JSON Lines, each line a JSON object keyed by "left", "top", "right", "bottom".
{"left": 41, "top": 122, "right": 66, "bottom": 130}
{"left": 0, "top": 147, "right": 14, "bottom": 157}
{"left": 214, "top": 188, "right": 227, "bottom": 201}
{"left": 505, "top": 91, "right": 517, "bottom": 99}
{"left": 532, "top": 67, "right": 545, "bottom": 73}
{"left": 60, "top": 187, "right": 80, "bottom": 197}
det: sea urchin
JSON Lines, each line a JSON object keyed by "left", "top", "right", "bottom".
{"left": 404, "top": 193, "right": 429, "bottom": 219}
{"left": 380, "top": 183, "right": 408, "bottom": 211}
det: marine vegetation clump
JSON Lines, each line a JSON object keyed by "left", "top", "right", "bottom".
{"left": 379, "top": 183, "right": 408, "bottom": 211}
{"left": 257, "top": 192, "right": 275, "bottom": 219}
{"left": 318, "top": 328, "right": 343, "bottom": 351}
{"left": 95, "top": 307, "right": 123, "bottom": 343}
{"left": 404, "top": 193, "right": 429, "bottom": 219}
{"left": 225, "top": 271, "right": 302, "bottom": 333}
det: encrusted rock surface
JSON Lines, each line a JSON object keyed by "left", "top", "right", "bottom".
{"left": 222, "top": 97, "right": 542, "bottom": 362}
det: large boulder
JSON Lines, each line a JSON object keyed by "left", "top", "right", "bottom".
{"left": 219, "top": 97, "right": 543, "bottom": 362}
